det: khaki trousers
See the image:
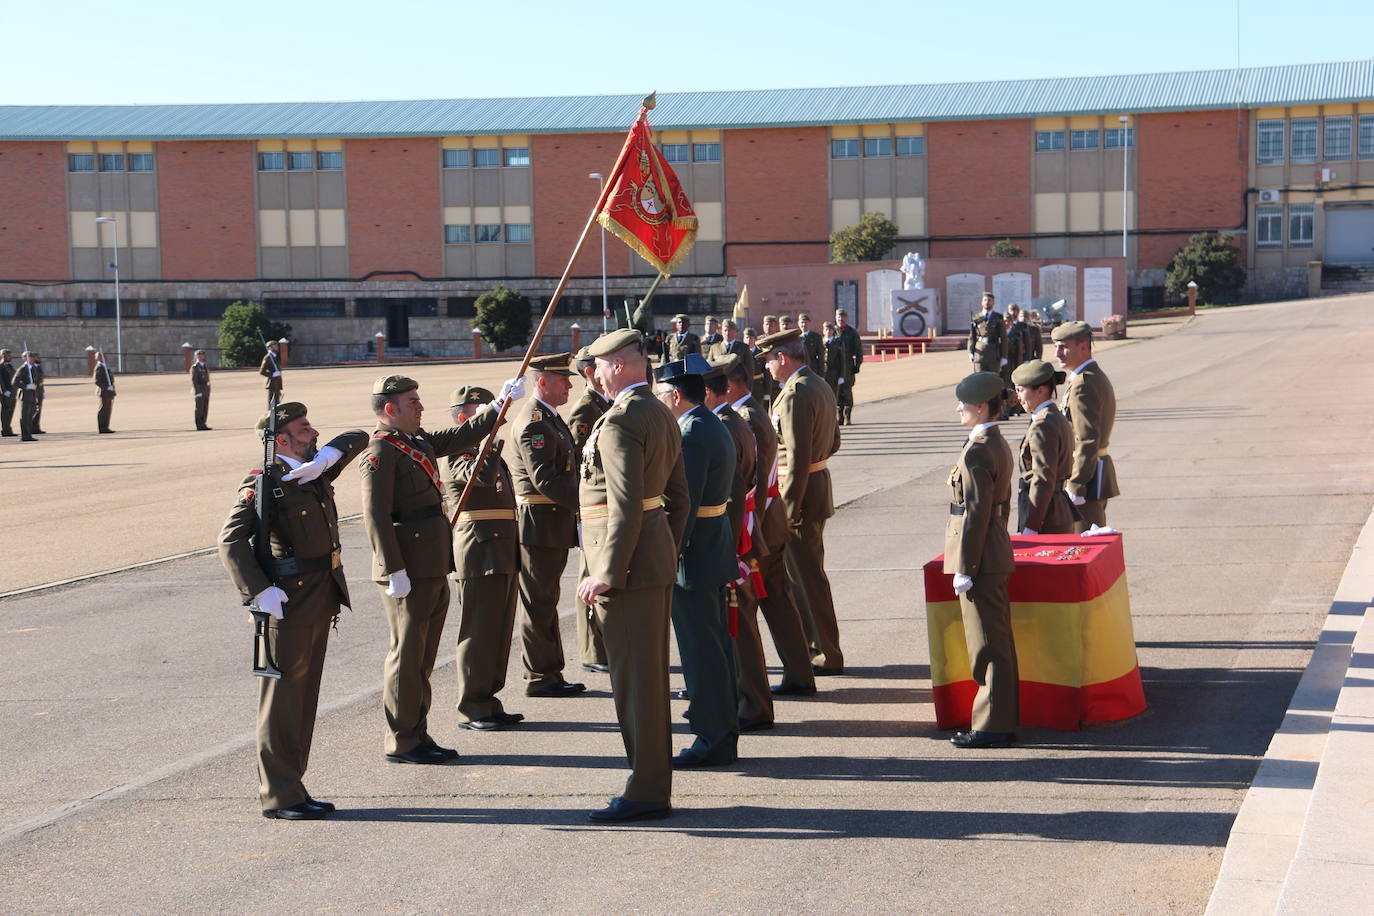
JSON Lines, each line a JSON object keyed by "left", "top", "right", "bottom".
{"left": 379, "top": 575, "right": 450, "bottom": 755}
{"left": 1075, "top": 499, "right": 1108, "bottom": 532}
{"left": 18, "top": 389, "right": 36, "bottom": 438}
{"left": 732, "top": 579, "right": 774, "bottom": 725}
{"left": 257, "top": 600, "right": 334, "bottom": 810}
{"left": 194, "top": 390, "right": 210, "bottom": 428}
{"left": 784, "top": 517, "right": 845, "bottom": 670}
{"left": 454, "top": 572, "right": 520, "bottom": 722}
{"left": 960, "top": 572, "right": 1018, "bottom": 733}
{"left": 518, "top": 543, "right": 570, "bottom": 690}
{"left": 594, "top": 584, "right": 673, "bottom": 806}
{"left": 755, "top": 550, "right": 816, "bottom": 689}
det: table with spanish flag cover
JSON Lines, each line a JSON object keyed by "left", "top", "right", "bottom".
{"left": 923, "top": 533, "right": 1146, "bottom": 731}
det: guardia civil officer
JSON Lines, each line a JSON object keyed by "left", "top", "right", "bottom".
{"left": 567, "top": 347, "right": 610, "bottom": 672}
{"left": 360, "top": 373, "right": 524, "bottom": 764}
{"left": 92, "top": 350, "right": 116, "bottom": 434}
{"left": 575, "top": 329, "right": 689, "bottom": 822}
{"left": 1051, "top": 321, "right": 1119, "bottom": 531}
{"left": 1, "top": 348, "right": 16, "bottom": 437}
{"left": 191, "top": 349, "right": 212, "bottom": 430}
{"left": 945, "top": 372, "right": 1018, "bottom": 749}
{"left": 218, "top": 401, "right": 368, "bottom": 818}
{"left": 1011, "top": 359, "right": 1078, "bottom": 535}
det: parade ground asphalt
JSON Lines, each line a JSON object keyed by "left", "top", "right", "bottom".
{"left": 2, "top": 296, "right": 1371, "bottom": 914}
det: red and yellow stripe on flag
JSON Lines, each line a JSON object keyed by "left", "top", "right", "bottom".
{"left": 923, "top": 534, "right": 1146, "bottom": 731}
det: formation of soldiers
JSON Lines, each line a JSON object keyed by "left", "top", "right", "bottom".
{"left": 966, "top": 292, "right": 1046, "bottom": 418}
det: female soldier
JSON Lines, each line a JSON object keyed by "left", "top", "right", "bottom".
{"left": 1010, "top": 359, "right": 1078, "bottom": 535}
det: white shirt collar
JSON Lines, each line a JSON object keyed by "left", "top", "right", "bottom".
{"left": 1031, "top": 400, "right": 1053, "bottom": 417}
{"left": 535, "top": 396, "right": 558, "bottom": 413}
{"left": 278, "top": 452, "right": 303, "bottom": 470}
{"left": 1068, "top": 358, "right": 1096, "bottom": 378}
{"left": 730, "top": 393, "right": 751, "bottom": 410}
{"left": 967, "top": 421, "right": 999, "bottom": 441}
{"left": 614, "top": 381, "right": 646, "bottom": 405}
{"left": 710, "top": 401, "right": 727, "bottom": 415}
{"left": 786, "top": 364, "right": 804, "bottom": 384}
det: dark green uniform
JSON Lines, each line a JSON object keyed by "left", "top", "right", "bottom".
{"left": 13, "top": 359, "right": 41, "bottom": 440}
{"left": 968, "top": 308, "right": 1006, "bottom": 373}
{"left": 822, "top": 334, "right": 853, "bottom": 421}
{"left": 93, "top": 361, "right": 116, "bottom": 433}
{"left": 260, "top": 349, "right": 283, "bottom": 400}
{"left": 191, "top": 359, "right": 211, "bottom": 430}
{"left": 801, "top": 329, "right": 825, "bottom": 375}
{"left": 1, "top": 353, "right": 16, "bottom": 437}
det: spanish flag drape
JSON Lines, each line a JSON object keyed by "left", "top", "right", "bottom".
{"left": 923, "top": 534, "right": 1146, "bottom": 731}
{"left": 595, "top": 106, "right": 697, "bottom": 276}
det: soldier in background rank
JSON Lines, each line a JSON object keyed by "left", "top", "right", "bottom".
{"left": 260, "top": 340, "right": 284, "bottom": 401}
{"left": 821, "top": 321, "right": 853, "bottom": 426}
{"left": 779, "top": 315, "right": 795, "bottom": 331}
{"left": 1011, "top": 360, "right": 1078, "bottom": 535}
{"left": 833, "top": 309, "right": 863, "bottom": 425}
{"left": 761, "top": 315, "right": 780, "bottom": 338}
{"left": 967, "top": 292, "right": 1006, "bottom": 374}
{"left": 191, "top": 349, "right": 212, "bottom": 430}
{"left": 1052, "top": 321, "right": 1119, "bottom": 531}
{"left": 360, "top": 373, "right": 524, "bottom": 764}
{"left": 568, "top": 347, "right": 610, "bottom": 672}
{"left": 13, "top": 350, "right": 42, "bottom": 440}
{"left": 798, "top": 313, "right": 824, "bottom": 374}
{"left": 700, "top": 316, "right": 722, "bottom": 350}
{"left": 666, "top": 314, "right": 701, "bottom": 362}
{"left": 507, "top": 353, "right": 586, "bottom": 697}
{"left": 92, "top": 350, "right": 116, "bottom": 434}
{"left": 709, "top": 319, "right": 753, "bottom": 380}
{"left": 1020, "top": 309, "right": 1044, "bottom": 361}
{"left": 442, "top": 386, "right": 524, "bottom": 731}
{"left": 1, "top": 348, "right": 16, "bottom": 437}
{"left": 218, "top": 401, "right": 368, "bottom": 818}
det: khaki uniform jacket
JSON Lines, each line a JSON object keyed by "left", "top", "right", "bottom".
{"left": 943, "top": 425, "right": 1015, "bottom": 578}
{"left": 505, "top": 397, "right": 579, "bottom": 550}
{"left": 736, "top": 396, "right": 785, "bottom": 556}
{"left": 360, "top": 409, "right": 499, "bottom": 580}
{"left": 442, "top": 442, "right": 518, "bottom": 579}
{"left": 1061, "top": 362, "right": 1120, "bottom": 502}
{"left": 567, "top": 387, "right": 610, "bottom": 451}
{"left": 14, "top": 361, "right": 41, "bottom": 390}
{"left": 578, "top": 385, "right": 689, "bottom": 590}
{"left": 191, "top": 361, "right": 211, "bottom": 395}
{"left": 666, "top": 331, "right": 701, "bottom": 362}
{"left": 836, "top": 324, "right": 863, "bottom": 377}
{"left": 219, "top": 430, "right": 369, "bottom": 610}
{"left": 259, "top": 352, "right": 282, "bottom": 388}
{"left": 1019, "top": 403, "right": 1076, "bottom": 533}
{"left": 715, "top": 404, "right": 756, "bottom": 550}
{"left": 93, "top": 363, "right": 116, "bottom": 393}
{"left": 676, "top": 404, "right": 739, "bottom": 590}
{"left": 772, "top": 366, "right": 842, "bottom": 525}
{"left": 968, "top": 310, "right": 1005, "bottom": 368}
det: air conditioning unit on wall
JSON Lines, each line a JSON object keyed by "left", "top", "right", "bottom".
{"left": 1258, "top": 189, "right": 1282, "bottom": 203}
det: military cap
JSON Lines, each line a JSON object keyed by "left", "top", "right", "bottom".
{"left": 586, "top": 328, "right": 644, "bottom": 358}
{"left": 529, "top": 352, "right": 574, "bottom": 376}
{"left": 798, "top": 312, "right": 811, "bottom": 321}
{"left": 755, "top": 327, "right": 803, "bottom": 354}
{"left": 1011, "top": 359, "right": 1066, "bottom": 388}
{"left": 1050, "top": 320, "right": 1093, "bottom": 342}
{"left": 573, "top": 346, "right": 596, "bottom": 372}
{"left": 450, "top": 385, "right": 495, "bottom": 407}
{"left": 721, "top": 318, "right": 737, "bottom": 330}
{"left": 256, "top": 400, "right": 308, "bottom": 433}
{"left": 672, "top": 313, "right": 689, "bottom": 323}
{"left": 981, "top": 291, "right": 995, "bottom": 299}
{"left": 834, "top": 309, "right": 849, "bottom": 317}
{"left": 955, "top": 372, "right": 1004, "bottom": 404}
{"left": 0, "top": 348, "right": 10, "bottom": 356}
{"left": 742, "top": 327, "right": 758, "bottom": 338}
{"left": 762, "top": 314, "right": 778, "bottom": 324}
{"left": 655, "top": 354, "right": 713, "bottom": 383}
{"left": 373, "top": 374, "right": 418, "bottom": 395}
{"left": 704, "top": 353, "right": 741, "bottom": 379}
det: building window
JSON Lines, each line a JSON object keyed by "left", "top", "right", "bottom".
{"left": 444, "top": 225, "right": 472, "bottom": 244}
{"left": 68, "top": 153, "right": 96, "bottom": 172}
{"left": 135, "top": 300, "right": 161, "bottom": 317}
{"left": 1324, "top": 116, "right": 1352, "bottom": 161}
{"left": 474, "top": 148, "right": 501, "bottom": 168}
{"left": 1256, "top": 206, "right": 1283, "bottom": 248}
{"left": 693, "top": 143, "right": 720, "bottom": 162}
{"left": 80, "top": 300, "right": 114, "bottom": 318}
{"left": 505, "top": 223, "right": 532, "bottom": 243}
{"left": 895, "top": 135, "right": 925, "bottom": 157}
{"left": 447, "top": 297, "right": 477, "bottom": 317}
{"left": 831, "top": 138, "right": 860, "bottom": 159}
{"left": 502, "top": 147, "right": 530, "bottom": 167}
{"left": 34, "top": 301, "right": 67, "bottom": 317}
{"left": 661, "top": 143, "right": 689, "bottom": 162}
{"left": 287, "top": 151, "right": 314, "bottom": 170}
{"left": 128, "top": 153, "right": 154, "bottom": 172}
{"left": 1290, "top": 118, "right": 1319, "bottom": 163}
{"left": 1257, "top": 119, "right": 1285, "bottom": 164}
{"left": 1070, "top": 130, "right": 1099, "bottom": 151}
{"left": 1360, "top": 115, "right": 1374, "bottom": 160}
{"left": 258, "top": 152, "right": 285, "bottom": 171}
{"left": 169, "top": 299, "right": 234, "bottom": 319}
{"left": 864, "top": 137, "right": 892, "bottom": 157}
{"left": 99, "top": 153, "right": 125, "bottom": 171}
{"left": 1103, "top": 128, "right": 1135, "bottom": 149}
{"left": 475, "top": 223, "right": 502, "bottom": 243}
{"left": 442, "top": 148, "right": 470, "bottom": 168}
{"left": 1288, "top": 204, "right": 1314, "bottom": 248}
{"left": 1035, "top": 131, "right": 1065, "bottom": 152}
{"left": 316, "top": 150, "right": 343, "bottom": 170}
{"left": 265, "top": 298, "right": 346, "bottom": 318}
{"left": 0, "top": 301, "right": 16, "bottom": 317}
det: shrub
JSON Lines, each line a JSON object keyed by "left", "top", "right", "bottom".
{"left": 474, "top": 285, "right": 532, "bottom": 352}
{"left": 830, "top": 212, "right": 899, "bottom": 263}
{"left": 1166, "top": 233, "right": 1245, "bottom": 303}
{"left": 217, "top": 301, "right": 291, "bottom": 368}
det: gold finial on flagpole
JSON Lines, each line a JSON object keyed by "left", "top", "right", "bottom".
{"left": 642, "top": 91, "right": 657, "bottom": 110}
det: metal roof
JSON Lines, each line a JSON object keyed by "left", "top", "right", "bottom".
{"left": 1, "top": 60, "right": 1369, "bottom": 141}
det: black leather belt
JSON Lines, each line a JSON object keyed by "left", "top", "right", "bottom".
{"left": 391, "top": 504, "right": 444, "bottom": 524}
{"left": 271, "top": 550, "right": 338, "bottom": 577}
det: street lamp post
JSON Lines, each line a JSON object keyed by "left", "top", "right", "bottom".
{"left": 94, "top": 216, "right": 123, "bottom": 371}
{"left": 589, "top": 172, "right": 608, "bottom": 334}
{"left": 1119, "top": 116, "right": 1130, "bottom": 261}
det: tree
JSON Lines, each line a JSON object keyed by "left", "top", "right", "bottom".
{"left": 474, "top": 285, "right": 532, "bottom": 352}
{"left": 217, "top": 301, "right": 291, "bottom": 368}
{"left": 1166, "top": 233, "right": 1246, "bottom": 304}
{"left": 987, "top": 238, "right": 1024, "bottom": 258}
{"left": 830, "top": 212, "right": 899, "bottom": 263}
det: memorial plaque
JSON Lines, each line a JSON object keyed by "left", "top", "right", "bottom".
{"left": 834, "top": 279, "right": 858, "bottom": 315}
{"left": 1039, "top": 264, "right": 1078, "bottom": 319}
{"left": 946, "top": 273, "right": 987, "bottom": 330}
{"left": 865, "top": 269, "right": 903, "bottom": 333}
{"left": 1083, "top": 267, "right": 1114, "bottom": 326}
{"left": 992, "top": 272, "right": 1033, "bottom": 311}
{"left": 891, "top": 288, "right": 940, "bottom": 337}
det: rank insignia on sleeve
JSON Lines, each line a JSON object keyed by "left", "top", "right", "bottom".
{"left": 531, "top": 433, "right": 546, "bottom": 449}
{"left": 240, "top": 487, "right": 255, "bottom": 503}
{"left": 576, "top": 422, "right": 590, "bottom": 438}
{"left": 530, "top": 408, "right": 543, "bottom": 423}
{"left": 362, "top": 455, "right": 380, "bottom": 473}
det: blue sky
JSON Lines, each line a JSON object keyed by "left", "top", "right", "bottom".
{"left": 5, "top": 0, "right": 1371, "bottom": 106}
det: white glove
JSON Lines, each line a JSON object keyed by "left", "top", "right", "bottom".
{"left": 386, "top": 569, "right": 412, "bottom": 599}
{"left": 1081, "top": 524, "right": 1120, "bottom": 537}
{"left": 2, "top": 391, "right": 9, "bottom": 397}
{"left": 1064, "top": 485, "right": 1086, "bottom": 506}
{"left": 25, "top": 383, "right": 36, "bottom": 390}
{"left": 1000, "top": 358, "right": 1008, "bottom": 366}
{"left": 968, "top": 353, "right": 976, "bottom": 363}
{"left": 498, "top": 376, "right": 526, "bottom": 403}
{"left": 838, "top": 377, "right": 845, "bottom": 385}
{"left": 282, "top": 445, "right": 342, "bottom": 484}
{"left": 195, "top": 392, "right": 203, "bottom": 398}
{"left": 107, "top": 386, "right": 116, "bottom": 392}
{"left": 254, "top": 585, "right": 289, "bottom": 619}
{"left": 271, "top": 370, "right": 282, "bottom": 377}
{"left": 953, "top": 574, "right": 973, "bottom": 595}
{"left": 1022, "top": 527, "right": 1038, "bottom": 536}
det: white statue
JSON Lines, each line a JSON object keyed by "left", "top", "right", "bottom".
{"left": 901, "top": 251, "right": 926, "bottom": 290}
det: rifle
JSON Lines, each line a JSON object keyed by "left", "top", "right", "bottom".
{"left": 250, "top": 392, "right": 283, "bottom": 679}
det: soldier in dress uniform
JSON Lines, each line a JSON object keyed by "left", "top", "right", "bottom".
{"left": 759, "top": 328, "right": 845, "bottom": 675}
{"left": 821, "top": 321, "right": 853, "bottom": 426}
{"left": 360, "top": 372, "right": 525, "bottom": 764}
{"left": 575, "top": 329, "right": 689, "bottom": 823}
{"left": 945, "top": 372, "right": 1018, "bottom": 748}
{"left": 13, "top": 351, "right": 41, "bottom": 441}
{"left": 1051, "top": 321, "right": 1119, "bottom": 531}
{"left": 32, "top": 352, "right": 46, "bottom": 434}
{"left": 833, "top": 309, "right": 863, "bottom": 425}
{"left": 92, "top": 351, "right": 116, "bottom": 434}
{"left": 761, "top": 315, "right": 780, "bottom": 338}
{"left": 507, "top": 353, "right": 586, "bottom": 698}
{"left": 1, "top": 348, "right": 16, "bottom": 437}
{"left": 218, "top": 401, "right": 369, "bottom": 818}
{"left": 191, "top": 349, "right": 212, "bottom": 430}
{"left": 700, "top": 317, "right": 723, "bottom": 350}
{"left": 260, "top": 340, "right": 284, "bottom": 400}
{"left": 967, "top": 292, "right": 1006, "bottom": 374}
{"left": 1011, "top": 360, "right": 1078, "bottom": 535}
{"left": 567, "top": 347, "right": 610, "bottom": 673}
{"left": 779, "top": 315, "right": 795, "bottom": 331}
{"left": 798, "top": 313, "right": 824, "bottom": 374}
{"left": 442, "top": 386, "right": 524, "bottom": 731}
{"left": 709, "top": 320, "right": 754, "bottom": 380}
{"left": 1021, "top": 309, "right": 1044, "bottom": 361}
{"left": 666, "top": 314, "right": 700, "bottom": 362}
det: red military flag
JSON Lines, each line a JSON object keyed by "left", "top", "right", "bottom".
{"left": 594, "top": 97, "right": 698, "bottom": 276}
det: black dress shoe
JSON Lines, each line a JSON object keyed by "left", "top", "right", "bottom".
{"left": 20, "top": 437, "right": 35, "bottom": 442}
{"left": 1, "top": 431, "right": 16, "bottom": 437}
{"left": 671, "top": 688, "right": 690, "bottom": 700}
{"left": 950, "top": 730, "right": 1016, "bottom": 748}
{"left": 581, "top": 663, "right": 609, "bottom": 673}
{"left": 770, "top": 682, "right": 817, "bottom": 697}
{"left": 459, "top": 711, "right": 524, "bottom": 730}
{"left": 739, "top": 719, "right": 775, "bottom": 732}
{"left": 33, "top": 429, "right": 45, "bottom": 434}
{"left": 672, "top": 748, "right": 737, "bottom": 769}
{"left": 196, "top": 425, "right": 212, "bottom": 431}
{"left": 811, "top": 665, "right": 844, "bottom": 676}
{"left": 589, "top": 797, "right": 672, "bottom": 823}
{"left": 422, "top": 740, "right": 460, "bottom": 759}
{"left": 98, "top": 429, "right": 114, "bottom": 434}
{"left": 385, "top": 745, "right": 451, "bottom": 765}
{"left": 303, "top": 795, "right": 336, "bottom": 812}
{"left": 262, "top": 801, "right": 328, "bottom": 820}
{"left": 527, "top": 681, "right": 587, "bottom": 698}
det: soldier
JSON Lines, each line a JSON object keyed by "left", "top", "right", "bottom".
{"left": 360, "top": 372, "right": 525, "bottom": 764}
{"left": 218, "top": 401, "right": 368, "bottom": 818}
{"left": 260, "top": 340, "right": 284, "bottom": 401}
{"left": 13, "top": 351, "right": 41, "bottom": 441}
{"left": 700, "top": 316, "right": 722, "bottom": 350}
{"left": 967, "top": 292, "right": 1006, "bottom": 374}
{"left": 92, "top": 350, "right": 116, "bottom": 434}
{"left": 1004, "top": 306, "right": 1024, "bottom": 368}
{"left": 442, "top": 386, "right": 524, "bottom": 731}
{"left": 945, "top": 371, "right": 1018, "bottom": 749}
{"left": 666, "top": 314, "right": 700, "bottom": 362}
{"left": 1022, "top": 309, "right": 1044, "bottom": 361}
{"left": 759, "top": 328, "right": 845, "bottom": 675}
{"left": 709, "top": 319, "right": 753, "bottom": 378}
{"left": 1, "top": 348, "right": 15, "bottom": 437}
{"left": 821, "top": 321, "right": 852, "bottom": 426}
{"left": 1051, "top": 321, "right": 1119, "bottom": 531}
{"left": 761, "top": 315, "right": 780, "bottom": 338}
{"left": 567, "top": 347, "right": 610, "bottom": 673}
{"left": 779, "top": 315, "right": 796, "bottom": 331}
{"left": 833, "top": 309, "right": 863, "bottom": 425}
{"left": 575, "top": 329, "right": 689, "bottom": 822}
{"left": 1011, "top": 360, "right": 1078, "bottom": 535}
{"left": 798, "top": 313, "right": 824, "bottom": 374}
{"left": 506, "top": 353, "right": 586, "bottom": 698}
{"left": 191, "top": 349, "right": 212, "bottom": 430}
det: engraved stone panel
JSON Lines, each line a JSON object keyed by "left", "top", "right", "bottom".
{"left": 992, "top": 272, "right": 1033, "bottom": 310}
{"left": 946, "top": 272, "right": 987, "bottom": 330}
{"left": 1039, "top": 264, "right": 1078, "bottom": 319}
{"left": 864, "top": 268, "right": 902, "bottom": 333}
{"left": 1082, "top": 267, "right": 1114, "bottom": 326}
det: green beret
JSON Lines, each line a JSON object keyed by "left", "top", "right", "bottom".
{"left": 450, "top": 385, "right": 494, "bottom": 407}
{"left": 704, "top": 354, "right": 740, "bottom": 379}
{"left": 529, "top": 352, "right": 574, "bottom": 376}
{"left": 762, "top": 314, "right": 779, "bottom": 324}
{"left": 256, "top": 401, "right": 307, "bottom": 433}
{"left": 1051, "top": 321, "right": 1093, "bottom": 342}
{"left": 373, "top": 374, "right": 418, "bottom": 395}
{"left": 586, "top": 328, "right": 644, "bottom": 358}
{"left": 798, "top": 312, "right": 811, "bottom": 321}
{"left": 955, "top": 372, "right": 1004, "bottom": 404}
{"left": 1011, "top": 359, "right": 1065, "bottom": 388}
{"left": 755, "top": 327, "right": 802, "bottom": 354}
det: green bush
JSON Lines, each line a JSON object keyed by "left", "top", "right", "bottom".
{"left": 217, "top": 301, "right": 291, "bottom": 368}
{"left": 830, "top": 212, "right": 899, "bottom": 263}
{"left": 474, "top": 285, "right": 532, "bottom": 352}
{"left": 987, "top": 238, "right": 1024, "bottom": 258}
{"left": 1166, "top": 233, "right": 1246, "bottom": 304}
